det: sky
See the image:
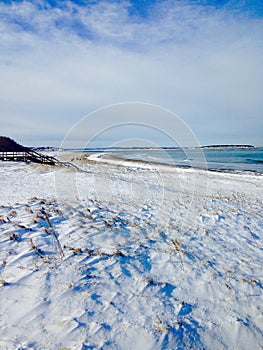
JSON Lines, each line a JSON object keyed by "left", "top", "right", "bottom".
{"left": 0, "top": 0, "right": 263, "bottom": 147}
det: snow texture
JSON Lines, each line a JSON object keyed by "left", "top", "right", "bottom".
{"left": 0, "top": 155, "right": 262, "bottom": 350}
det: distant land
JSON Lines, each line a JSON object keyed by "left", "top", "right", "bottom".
{"left": 200, "top": 144, "right": 254, "bottom": 149}
{"left": 34, "top": 144, "right": 255, "bottom": 151}
{"left": 33, "top": 146, "right": 60, "bottom": 151}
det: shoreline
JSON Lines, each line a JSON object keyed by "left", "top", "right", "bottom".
{"left": 50, "top": 149, "right": 263, "bottom": 176}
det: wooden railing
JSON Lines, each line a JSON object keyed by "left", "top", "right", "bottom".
{"left": 0, "top": 150, "right": 56, "bottom": 165}
{"left": 0, "top": 150, "right": 79, "bottom": 169}
{"left": 0, "top": 151, "right": 28, "bottom": 162}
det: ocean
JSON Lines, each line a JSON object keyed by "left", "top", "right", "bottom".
{"left": 85, "top": 147, "right": 263, "bottom": 174}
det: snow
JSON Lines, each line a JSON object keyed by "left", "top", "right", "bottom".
{"left": 0, "top": 155, "right": 262, "bottom": 349}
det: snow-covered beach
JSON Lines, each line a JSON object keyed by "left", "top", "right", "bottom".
{"left": 0, "top": 153, "right": 262, "bottom": 350}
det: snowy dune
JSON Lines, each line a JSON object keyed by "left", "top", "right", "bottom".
{"left": 0, "top": 154, "right": 262, "bottom": 350}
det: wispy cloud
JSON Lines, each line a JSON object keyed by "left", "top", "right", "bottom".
{"left": 0, "top": 0, "right": 263, "bottom": 146}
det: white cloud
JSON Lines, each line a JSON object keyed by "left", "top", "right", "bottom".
{"left": 0, "top": 0, "right": 263, "bottom": 146}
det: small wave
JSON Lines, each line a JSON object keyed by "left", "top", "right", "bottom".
{"left": 80, "top": 150, "right": 263, "bottom": 175}
{"left": 245, "top": 158, "right": 263, "bottom": 164}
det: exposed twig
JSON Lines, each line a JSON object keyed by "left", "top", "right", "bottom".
{"left": 30, "top": 238, "right": 44, "bottom": 257}
{"left": 171, "top": 239, "right": 185, "bottom": 269}
{"left": 244, "top": 225, "right": 259, "bottom": 248}
{"left": 42, "top": 209, "right": 64, "bottom": 259}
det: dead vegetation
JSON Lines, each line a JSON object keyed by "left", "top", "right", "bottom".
{"left": 171, "top": 238, "right": 185, "bottom": 268}
{"left": 41, "top": 209, "right": 64, "bottom": 259}
{"left": 9, "top": 233, "right": 19, "bottom": 242}
{"left": 154, "top": 315, "right": 171, "bottom": 333}
{"left": 29, "top": 238, "right": 43, "bottom": 257}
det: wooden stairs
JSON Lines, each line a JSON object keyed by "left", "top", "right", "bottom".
{"left": 0, "top": 149, "right": 77, "bottom": 169}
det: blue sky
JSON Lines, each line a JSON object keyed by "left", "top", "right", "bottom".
{"left": 0, "top": 0, "right": 263, "bottom": 147}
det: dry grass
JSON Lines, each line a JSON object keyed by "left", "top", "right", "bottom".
{"left": 29, "top": 238, "right": 43, "bottom": 256}
{"left": 41, "top": 209, "right": 64, "bottom": 259}
{"left": 9, "top": 233, "right": 19, "bottom": 242}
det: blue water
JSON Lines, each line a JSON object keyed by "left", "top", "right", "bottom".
{"left": 87, "top": 147, "right": 263, "bottom": 174}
